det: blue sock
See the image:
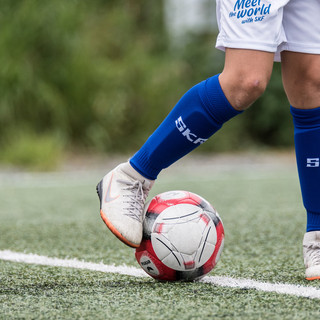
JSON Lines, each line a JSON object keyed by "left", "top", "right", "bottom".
{"left": 130, "top": 74, "right": 242, "bottom": 180}
{"left": 291, "top": 106, "right": 320, "bottom": 232}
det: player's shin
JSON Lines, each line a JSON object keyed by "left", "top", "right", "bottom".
{"left": 130, "top": 74, "right": 243, "bottom": 180}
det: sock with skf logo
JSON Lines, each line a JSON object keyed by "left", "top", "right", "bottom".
{"left": 291, "top": 106, "right": 320, "bottom": 232}
{"left": 130, "top": 74, "right": 242, "bottom": 180}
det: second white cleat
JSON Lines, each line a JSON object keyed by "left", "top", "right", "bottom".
{"left": 303, "top": 231, "right": 320, "bottom": 280}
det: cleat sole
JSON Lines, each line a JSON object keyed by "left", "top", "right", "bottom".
{"left": 306, "top": 276, "right": 320, "bottom": 281}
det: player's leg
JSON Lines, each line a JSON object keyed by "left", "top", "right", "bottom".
{"left": 97, "top": 49, "right": 274, "bottom": 248}
{"left": 279, "top": 0, "right": 320, "bottom": 280}
{"left": 98, "top": 0, "right": 287, "bottom": 248}
{"left": 282, "top": 51, "right": 320, "bottom": 280}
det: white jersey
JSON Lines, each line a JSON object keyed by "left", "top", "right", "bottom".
{"left": 215, "top": 0, "right": 320, "bottom": 61}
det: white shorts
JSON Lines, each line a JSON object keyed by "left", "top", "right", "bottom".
{"left": 215, "top": 0, "right": 320, "bottom": 61}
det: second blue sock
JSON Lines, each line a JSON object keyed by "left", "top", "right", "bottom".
{"left": 291, "top": 106, "right": 320, "bottom": 232}
{"left": 130, "top": 74, "right": 242, "bottom": 180}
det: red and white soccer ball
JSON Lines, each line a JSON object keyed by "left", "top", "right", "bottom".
{"left": 135, "top": 190, "right": 224, "bottom": 281}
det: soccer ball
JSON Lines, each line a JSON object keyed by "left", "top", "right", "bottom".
{"left": 135, "top": 190, "right": 224, "bottom": 281}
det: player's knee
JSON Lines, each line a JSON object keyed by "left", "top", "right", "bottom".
{"left": 242, "top": 76, "right": 267, "bottom": 97}
{"left": 220, "top": 69, "right": 269, "bottom": 110}
{"left": 232, "top": 76, "right": 268, "bottom": 110}
{"left": 286, "top": 70, "right": 320, "bottom": 107}
{"left": 295, "top": 65, "right": 320, "bottom": 89}
{"left": 304, "top": 72, "right": 320, "bottom": 93}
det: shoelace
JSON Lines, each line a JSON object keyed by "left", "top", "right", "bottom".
{"left": 304, "top": 242, "right": 320, "bottom": 266}
{"left": 117, "top": 179, "right": 148, "bottom": 222}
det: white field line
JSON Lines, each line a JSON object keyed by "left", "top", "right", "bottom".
{"left": 1, "top": 250, "right": 320, "bottom": 300}
{"left": 0, "top": 250, "right": 146, "bottom": 278}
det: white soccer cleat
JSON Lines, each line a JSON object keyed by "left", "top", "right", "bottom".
{"left": 96, "top": 162, "right": 154, "bottom": 248}
{"left": 303, "top": 231, "right": 320, "bottom": 280}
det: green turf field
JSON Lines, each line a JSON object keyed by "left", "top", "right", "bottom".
{"left": 1, "top": 154, "right": 320, "bottom": 319}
